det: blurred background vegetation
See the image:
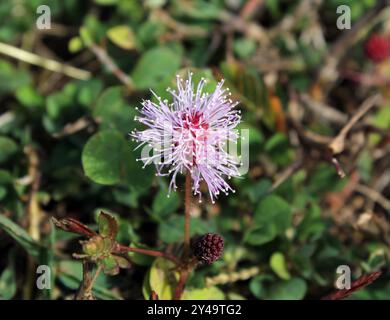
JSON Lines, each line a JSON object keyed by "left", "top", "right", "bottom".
{"left": 0, "top": 0, "right": 390, "bottom": 300}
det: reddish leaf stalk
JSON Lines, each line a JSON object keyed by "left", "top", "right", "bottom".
{"left": 175, "top": 171, "right": 193, "bottom": 300}
{"left": 322, "top": 271, "right": 382, "bottom": 300}
{"left": 114, "top": 244, "right": 180, "bottom": 265}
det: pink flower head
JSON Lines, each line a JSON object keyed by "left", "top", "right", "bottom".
{"left": 131, "top": 73, "right": 242, "bottom": 203}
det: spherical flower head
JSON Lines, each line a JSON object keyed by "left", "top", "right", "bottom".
{"left": 131, "top": 73, "right": 242, "bottom": 203}
{"left": 364, "top": 34, "right": 390, "bottom": 63}
{"left": 191, "top": 233, "right": 224, "bottom": 264}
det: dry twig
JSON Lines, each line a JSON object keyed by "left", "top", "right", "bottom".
{"left": 89, "top": 44, "right": 134, "bottom": 90}
{"left": 322, "top": 271, "right": 382, "bottom": 300}
{"left": 0, "top": 42, "right": 91, "bottom": 80}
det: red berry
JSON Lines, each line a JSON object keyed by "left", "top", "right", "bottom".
{"left": 364, "top": 34, "right": 390, "bottom": 63}
{"left": 192, "top": 233, "right": 224, "bottom": 264}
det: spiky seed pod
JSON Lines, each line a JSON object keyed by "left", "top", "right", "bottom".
{"left": 192, "top": 233, "right": 224, "bottom": 264}
{"left": 364, "top": 34, "right": 390, "bottom": 63}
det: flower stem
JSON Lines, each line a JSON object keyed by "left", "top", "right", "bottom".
{"left": 174, "top": 172, "right": 192, "bottom": 300}
{"left": 174, "top": 269, "right": 189, "bottom": 300}
{"left": 75, "top": 261, "right": 99, "bottom": 300}
{"left": 184, "top": 171, "right": 191, "bottom": 256}
{"left": 174, "top": 258, "right": 199, "bottom": 300}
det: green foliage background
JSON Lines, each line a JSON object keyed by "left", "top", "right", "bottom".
{"left": 0, "top": 0, "right": 389, "bottom": 300}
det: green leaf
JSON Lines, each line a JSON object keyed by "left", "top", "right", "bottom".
{"left": 244, "top": 224, "right": 277, "bottom": 246}
{"left": 265, "top": 133, "right": 289, "bottom": 153}
{"left": 243, "top": 179, "right": 271, "bottom": 204}
{"left": 254, "top": 194, "right": 292, "bottom": 232}
{"left": 0, "top": 170, "right": 13, "bottom": 184}
{"left": 308, "top": 164, "right": 343, "bottom": 194}
{"left": 267, "top": 277, "right": 307, "bottom": 300}
{"left": 94, "top": 0, "right": 118, "bottom": 5}
{"left": 249, "top": 274, "right": 272, "bottom": 299}
{"left": 0, "top": 60, "right": 31, "bottom": 94}
{"left": 80, "top": 27, "right": 94, "bottom": 47}
{"left": 270, "top": 252, "right": 291, "bottom": 280}
{"left": 0, "top": 214, "right": 43, "bottom": 260}
{"left": 68, "top": 36, "right": 84, "bottom": 53}
{"left": 81, "top": 130, "right": 131, "bottom": 185}
{"left": 107, "top": 25, "right": 136, "bottom": 50}
{"left": 147, "top": 258, "right": 179, "bottom": 300}
{"left": 102, "top": 255, "right": 120, "bottom": 275}
{"left": 131, "top": 47, "right": 181, "bottom": 89}
{"left": 159, "top": 215, "right": 215, "bottom": 244}
{"left": 113, "top": 255, "right": 131, "bottom": 269}
{"left": 93, "top": 86, "right": 133, "bottom": 134}
{"left": 0, "top": 136, "right": 18, "bottom": 164}
{"left": 151, "top": 182, "right": 180, "bottom": 219}
{"left": 0, "top": 267, "right": 16, "bottom": 299}
{"left": 78, "top": 79, "right": 103, "bottom": 107}
{"left": 82, "top": 130, "right": 154, "bottom": 189}
{"left": 0, "top": 185, "right": 7, "bottom": 200}
{"left": 98, "top": 211, "right": 118, "bottom": 239}
{"left": 175, "top": 0, "right": 220, "bottom": 20}
{"left": 15, "top": 85, "right": 44, "bottom": 109}
{"left": 182, "top": 286, "right": 225, "bottom": 300}
{"left": 264, "top": 133, "right": 291, "bottom": 166}
{"left": 244, "top": 195, "right": 292, "bottom": 246}
{"left": 233, "top": 38, "right": 256, "bottom": 59}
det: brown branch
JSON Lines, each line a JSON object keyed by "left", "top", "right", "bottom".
{"left": 300, "top": 93, "right": 348, "bottom": 126}
{"left": 174, "top": 269, "right": 189, "bottom": 300}
{"left": 329, "top": 94, "right": 382, "bottom": 155}
{"left": 113, "top": 243, "right": 181, "bottom": 266}
{"left": 89, "top": 44, "right": 134, "bottom": 90}
{"left": 0, "top": 42, "right": 91, "bottom": 80}
{"left": 25, "top": 146, "right": 42, "bottom": 242}
{"left": 52, "top": 116, "right": 93, "bottom": 138}
{"left": 75, "top": 261, "right": 97, "bottom": 300}
{"left": 22, "top": 146, "right": 42, "bottom": 299}
{"left": 355, "top": 184, "right": 390, "bottom": 213}
{"left": 240, "top": 0, "right": 264, "bottom": 20}
{"left": 184, "top": 172, "right": 192, "bottom": 256}
{"left": 322, "top": 271, "right": 382, "bottom": 300}
{"left": 287, "top": 95, "right": 345, "bottom": 178}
